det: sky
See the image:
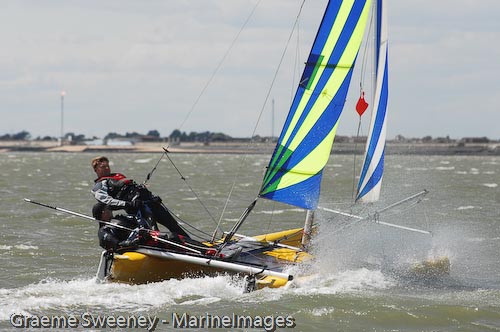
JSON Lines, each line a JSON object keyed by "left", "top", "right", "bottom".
{"left": 1, "top": 0, "right": 499, "bottom": 140}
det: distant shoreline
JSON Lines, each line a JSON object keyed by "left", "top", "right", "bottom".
{"left": 0, "top": 140, "right": 499, "bottom": 156}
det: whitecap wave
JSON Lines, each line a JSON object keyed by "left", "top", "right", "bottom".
{"left": 133, "top": 158, "right": 153, "bottom": 164}
{"left": 0, "top": 265, "right": 400, "bottom": 322}
{"left": 290, "top": 268, "right": 394, "bottom": 296}
{"left": 14, "top": 245, "right": 39, "bottom": 250}
{"left": 406, "top": 167, "right": 428, "bottom": 171}
{"left": 310, "top": 307, "right": 335, "bottom": 316}
{"left": 436, "top": 166, "right": 455, "bottom": 171}
{"left": 256, "top": 209, "right": 285, "bottom": 215}
{"left": 470, "top": 168, "right": 480, "bottom": 174}
{"left": 0, "top": 276, "right": 245, "bottom": 321}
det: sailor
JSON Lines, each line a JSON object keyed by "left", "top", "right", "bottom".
{"left": 90, "top": 156, "right": 190, "bottom": 238}
{"left": 92, "top": 202, "right": 150, "bottom": 250}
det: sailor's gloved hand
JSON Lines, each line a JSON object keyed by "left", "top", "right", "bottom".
{"left": 151, "top": 195, "right": 162, "bottom": 203}
{"left": 118, "top": 237, "right": 140, "bottom": 248}
{"left": 126, "top": 198, "right": 143, "bottom": 209}
{"left": 133, "top": 199, "right": 143, "bottom": 209}
{"left": 138, "top": 228, "right": 152, "bottom": 241}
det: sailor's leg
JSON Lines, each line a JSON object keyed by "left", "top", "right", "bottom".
{"left": 148, "top": 202, "right": 190, "bottom": 238}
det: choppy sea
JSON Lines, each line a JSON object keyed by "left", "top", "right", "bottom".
{"left": 0, "top": 152, "right": 499, "bottom": 331}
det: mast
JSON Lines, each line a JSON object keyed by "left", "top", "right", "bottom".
{"left": 301, "top": 210, "right": 314, "bottom": 247}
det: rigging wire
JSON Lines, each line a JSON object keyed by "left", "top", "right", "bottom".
{"left": 175, "top": 0, "right": 263, "bottom": 134}
{"left": 166, "top": 204, "right": 214, "bottom": 241}
{"left": 162, "top": 148, "right": 222, "bottom": 234}
{"left": 143, "top": 151, "right": 167, "bottom": 185}
{"left": 248, "top": 0, "right": 307, "bottom": 142}
{"left": 290, "top": 14, "right": 302, "bottom": 106}
{"left": 351, "top": 118, "right": 364, "bottom": 199}
{"left": 211, "top": 177, "right": 237, "bottom": 242}
{"left": 144, "top": 1, "right": 308, "bottom": 242}
{"left": 261, "top": 201, "right": 277, "bottom": 242}
{"left": 145, "top": 0, "right": 263, "bottom": 184}
{"left": 141, "top": 150, "right": 216, "bottom": 241}
{"left": 359, "top": 9, "right": 374, "bottom": 92}
{"left": 216, "top": 0, "right": 308, "bottom": 235}
{"left": 351, "top": 6, "right": 375, "bottom": 200}
{"left": 143, "top": 2, "right": 264, "bottom": 238}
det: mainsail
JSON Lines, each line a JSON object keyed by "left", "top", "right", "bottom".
{"left": 259, "top": 0, "right": 371, "bottom": 210}
{"left": 356, "top": 0, "right": 389, "bottom": 202}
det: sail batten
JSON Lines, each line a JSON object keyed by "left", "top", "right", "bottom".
{"left": 260, "top": 0, "right": 371, "bottom": 210}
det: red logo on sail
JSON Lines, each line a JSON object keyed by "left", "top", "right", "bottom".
{"left": 356, "top": 91, "right": 368, "bottom": 116}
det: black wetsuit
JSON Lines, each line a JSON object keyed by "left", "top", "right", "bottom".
{"left": 91, "top": 173, "right": 189, "bottom": 237}
{"left": 97, "top": 214, "right": 139, "bottom": 250}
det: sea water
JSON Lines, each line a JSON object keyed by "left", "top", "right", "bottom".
{"left": 0, "top": 152, "right": 499, "bottom": 331}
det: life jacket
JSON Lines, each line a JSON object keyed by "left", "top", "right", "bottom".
{"left": 95, "top": 173, "right": 136, "bottom": 200}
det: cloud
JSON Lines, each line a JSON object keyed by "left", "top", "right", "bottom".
{"left": 0, "top": 0, "right": 499, "bottom": 139}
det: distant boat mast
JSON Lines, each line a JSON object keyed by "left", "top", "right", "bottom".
{"left": 60, "top": 91, "right": 65, "bottom": 146}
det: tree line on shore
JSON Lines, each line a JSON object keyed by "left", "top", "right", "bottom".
{"left": 0, "top": 129, "right": 497, "bottom": 144}
{"left": 0, "top": 129, "right": 235, "bottom": 143}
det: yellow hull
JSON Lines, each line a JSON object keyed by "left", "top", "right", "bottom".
{"left": 110, "top": 251, "right": 225, "bottom": 284}
{"left": 105, "top": 227, "right": 450, "bottom": 289}
{"left": 409, "top": 256, "right": 450, "bottom": 279}
{"left": 107, "top": 227, "right": 312, "bottom": 289}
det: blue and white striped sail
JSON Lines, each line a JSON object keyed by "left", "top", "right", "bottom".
{"left": 356, "top": 0, "right": 389, "bottom": 202}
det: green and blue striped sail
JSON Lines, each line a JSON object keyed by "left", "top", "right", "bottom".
{"left": 259, "top": 0, "right": 371, "bottom": 210}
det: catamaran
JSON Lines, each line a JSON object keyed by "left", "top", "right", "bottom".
{"left": 99, "top": 0, "right": 447, "bottom": 288}
{"left": 27, "top": 0, "right": 449, "bottom": 290}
